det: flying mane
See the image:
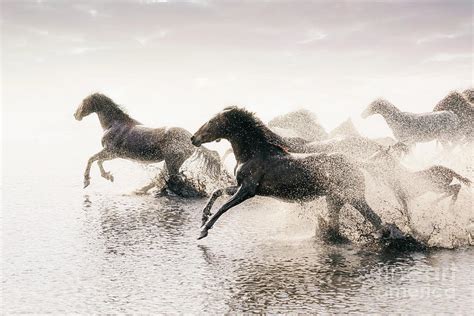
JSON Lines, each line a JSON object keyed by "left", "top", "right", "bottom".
{"left": 223, "top": 106, "right": 289, "bottom": 153}
{"left": 90, "top": 93, "right": 142, "bottom": 125}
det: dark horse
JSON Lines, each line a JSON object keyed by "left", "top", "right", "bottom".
{"left": 191, "top": 107, "right": 420, "bottom": 247}
{"left": 74, "top": 93, "right": 221, "bottom": 196}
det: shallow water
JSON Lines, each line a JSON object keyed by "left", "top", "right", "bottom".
{"left": 2, "top": 145, "right": 474, "bottom": 313}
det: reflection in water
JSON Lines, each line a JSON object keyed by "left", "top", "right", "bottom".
{"left": 203, "top": 243, "right": 421, "bottom": 313}
{"left": 83, "top": 194, "right": 193, "bottom": 255}
{"left": 3, "top": 182, "right": 473, "bottom": 314}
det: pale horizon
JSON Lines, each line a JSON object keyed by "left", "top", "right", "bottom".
{"left": 2, "top": 0, "right": 473, "bottom": 148}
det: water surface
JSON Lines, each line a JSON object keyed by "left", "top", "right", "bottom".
{"left": 2, "top": 146, "right": 473, "bottom": 314}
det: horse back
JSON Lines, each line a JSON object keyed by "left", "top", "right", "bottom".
{"left": 102, "top": 125, "right": 171, "bottom": 162}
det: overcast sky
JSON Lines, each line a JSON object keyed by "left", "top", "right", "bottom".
{"left": 2, "top": 0, "right": 473, "bottom": 146}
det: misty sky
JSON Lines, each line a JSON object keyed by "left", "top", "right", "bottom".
{"left": 1, "top": 0, "right": 473, "bottom": 148}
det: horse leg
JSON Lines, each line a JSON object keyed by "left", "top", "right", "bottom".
{"left": 199, "top": 183, "right": 256, "bottom": 240}
{"left": 83, "top": 150, "right": 113, "bottom": 188}
{"left": 135, "top": 166, "right": 168, "bottom": 195}
{"left": 97, "top": 159, "right": 114, "bottom": 182}
{"left": 201, "top": 186, "right": 239, "bottom": 227}
{"left": 162, "top": 153, "right": 189, "bottom": 195}
{"left": 449, "top": 184, "right": 462, "bottom": 209}
{"left": 323, "top": 196, "right": 348, "bottom": 243}
{"left": 135, "top": 181, "right": 157, "bottom": 195}
{"left": 394, "top": 189, "right": 412, "bottom": 225}
{"left": 394, "top": 190, "right": 409, "bottom": 214}
{"left": 430, "top": 183, "right": 461, "bottom": 209}
{"left": 351, "top": 199, "right": 383, "bottom": 230}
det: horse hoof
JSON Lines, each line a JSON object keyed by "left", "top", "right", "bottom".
{"left": 83, "top": 179, "right": 90, "bottom": 188}
{"left": 198, "top": 230, "right": 208, "bottom": 240}
{"left": 103, "top": 172, "right": 114, "bottom": 182}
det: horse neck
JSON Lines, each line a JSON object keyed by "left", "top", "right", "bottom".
{"left": 96, "top": 107, "right": 138, "bottom": 130}
{"left": 228, "top": 128, "right": 286, "bottom": 163}
{"left": 376, "top": 103, "right": 403, "bottom": 127}
{"left": 97, "top": 111, "right": 117, "bottom": 130}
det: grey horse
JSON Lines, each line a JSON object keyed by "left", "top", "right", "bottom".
{"left": 74, "top": 93, "right": 221, "bottom": 197}
{"left": 433, "top": 90, "right": 474, "bottom": 143}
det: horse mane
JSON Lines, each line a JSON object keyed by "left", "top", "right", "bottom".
{"left": 371, "top": 98, "right": 401, "bottom": 113}
{"left": 89, "top": 93, "right": 142, "bottom": 125}
{"left": 223, "top": 106, "right": 289, "bottom": 153}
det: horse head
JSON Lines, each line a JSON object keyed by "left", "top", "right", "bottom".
{"left": 74, "top": 93, "right": 112, "bottom": 121}
{"left": 191, "top": 107, "right": 236, "bottom": 146}
{"left": 462, "top": 88, "right": 474, "bottom": 103}
{"left": 361, "top": 99, "right": 394, "bottom": 118}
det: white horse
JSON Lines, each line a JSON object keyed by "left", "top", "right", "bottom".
{"left": 362, "top": 99, "right": 460, "bottom": 147}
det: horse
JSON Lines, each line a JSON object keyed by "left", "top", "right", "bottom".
{"left": 74, "top": 93, "right": 222, "bottom": 197}
{"left": 361, "top": 99, "right": 460, "bottom": 147}
{"left": 463, "top": 88, "right": 474, "bottom": 103}
{"left": 367, "top": 144, "right": 471, "bottom": 213}
{"left": 191, "top": 106, "right": 421, "bottom": 247}
{"left": 433, "top": 91, "right": 474, "bottom": 143}
{"left": 268, "top": 109, "right": 328, "bottom": 142}
{"left": 327, "top": 118, "right": 361, "bottom": 139}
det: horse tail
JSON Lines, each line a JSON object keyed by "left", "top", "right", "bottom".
{"left": 194, "top": 146, "right": 223, "bottom": 179}
{"left": 451, "top": 170, "right": 472, "bottom": 187}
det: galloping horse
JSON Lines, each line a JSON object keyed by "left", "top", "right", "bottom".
{"left": 362, "top": 99, "right": 460, "bottom": 147}
{"left": 74, "top": 93, "right": 221, "bottom": 196}
{"left": 191, "top": 107, "right": 420, "bottom": 247}
{"left": 433, "top": 91, "right": 474, "bottom": 143}
{"left": 367, "top": 144, "right": 471, "bottom": 212}
{"left": 327, "top": 118, "right": 361, "bottom": 139}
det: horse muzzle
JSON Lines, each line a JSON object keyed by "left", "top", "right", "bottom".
{"left": 191, "top": 135, "right": 202, "bottom": 147}
{"left": 361, "top": 109, "right": 371, "bottom": 119}
{"left": 74, "top": 113, "right": 83, "bottom": 121}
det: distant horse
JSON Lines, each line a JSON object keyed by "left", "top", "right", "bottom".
{"left": 223, "top": 136, "right": 390, "bottom": 176}
{"left": 367, "top": 144, "right": 471, "bottom": 212}
{"left": 362, "top": 99, "right": 460, "bottom": 147}
{"left": 463, "top": 88, "right": 474, "bottom": 103}
{"left": 433, "top": 91, "right": 474, "bottom": 143}
{"left": 74, "top": 93, "right": 221, "bottom": 196}
{"left": 191, "top": 106, "right": 420, "bottom": 246}
{"left": 327, "top": 118, "right": 361, "bottom": 139}
{"left": 290, "top": 136, "right": 392, "bottom": 161}
{"left": 268, "top": 109, "right": 328, "bottom": 142}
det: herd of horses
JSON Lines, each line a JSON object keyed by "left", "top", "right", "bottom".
{"left": 74, "top": 89, "right": 473, "bottom": 249}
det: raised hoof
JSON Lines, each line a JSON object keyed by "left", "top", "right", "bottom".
{"left": 197, "top": 229, "right": 209, "bottom": 240}
{"left": 83, "top": 178, "right": 91, "bottom": 189}
{"left": 104, "top": 173, "right": 114, "bottom": 182}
